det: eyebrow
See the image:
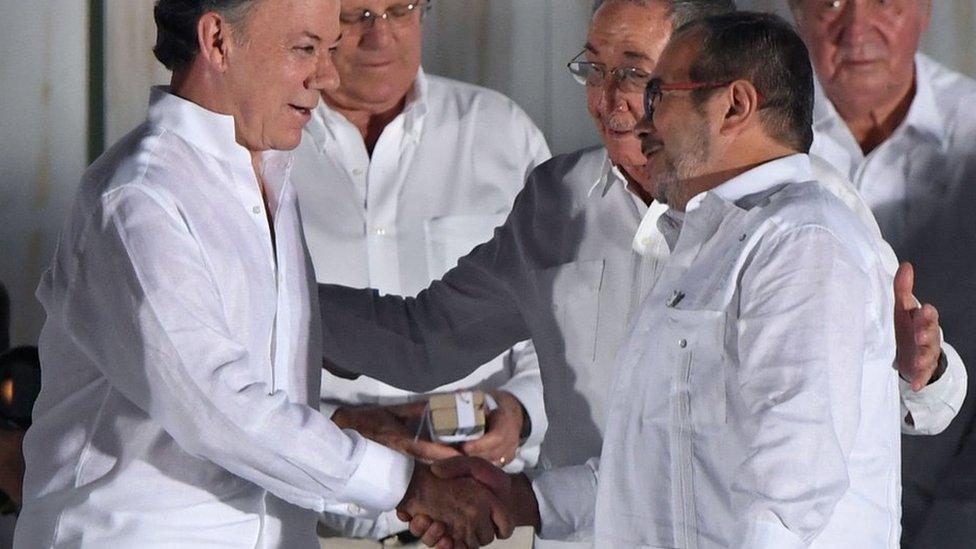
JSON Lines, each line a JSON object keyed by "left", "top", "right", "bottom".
{"left": 300, "top": 31, "right": 322, "bottom": 42}
{"left": 583, "top": 43, "right": 651, "bottom": 62}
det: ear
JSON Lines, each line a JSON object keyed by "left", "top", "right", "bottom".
{"left": 196, "top": 12, "right": 232, "bottom": 71}
{"left": 719, "top": 79, "right": 761, "bottom": 137}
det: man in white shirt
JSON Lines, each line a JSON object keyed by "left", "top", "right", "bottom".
{"left": 321, "top": 0, "right": 964, "bottom": 545}
{"left": 419, "top": 11, "right": 901, "bottom": 547}
{"left": 290, "top": 1, "right": 548, "bottom": 545}
{"left": 14, "top": 1, "right": 513, "bottom": 547}
{"left": 789, "top": 1, "right": 976, "bottom": 545}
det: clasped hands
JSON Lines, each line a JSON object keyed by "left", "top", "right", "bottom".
{"left": 396, "top": 456, "right": 539, "bottom": 549}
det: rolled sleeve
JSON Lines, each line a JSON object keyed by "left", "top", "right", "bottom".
{"left": 528, "top": 460, "right": 598, "bottom": 542}
{"left": 901, "top": 339, "right": 968, "bottom": 435}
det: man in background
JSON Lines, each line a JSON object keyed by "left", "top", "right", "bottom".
{"left": 291, "top": 0, "right": 548, "bottom": 546}
{"left": 789, "top": 1, "right": 976, "bottom": 545}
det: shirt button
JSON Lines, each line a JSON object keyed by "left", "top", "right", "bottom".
{"left": 374, "top": 228, "right": 386, "bottom": 236}
{"left": 346, "top": 503, "right": 361, "bottom": 515}
{"left": 352, "top": 168, "right": 364, "bottom": 176}
{"left": 252, "top": 205, "right": 261, "bottom": 215}
{"left": 678, "top": 338, "right": 688, "bottom": 348}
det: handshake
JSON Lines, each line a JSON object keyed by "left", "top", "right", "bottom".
{"left": 395, "top": 456, "right": 540, "bottom": 549}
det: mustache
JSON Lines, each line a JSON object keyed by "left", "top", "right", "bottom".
{"left": 836, "top": 43, "right": 889, "bottom": 63}
{"left": 603, "top": 116, "right": 636, "bottom": 133}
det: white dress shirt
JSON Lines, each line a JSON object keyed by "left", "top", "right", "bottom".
{"left": 15, "top": 88, "right": 412, "bottom": 549}
{"left": 293, "top": 70, "right": 550, "bottom": 538}
{"left": 810, "top": 52, "right": 976, "bottom": 544}
{"left": 318, "top": 146, "right": 960, "bottom": 547}
{"left": 536, "top": 154, "right": 901, "bottom": 548}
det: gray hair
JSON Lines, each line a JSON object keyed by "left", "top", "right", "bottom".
{"left": 153, "top": 0, "right": 258, "bottom": 71}
{"left": 592, "top": 0, "right": 737, "bottom": 27}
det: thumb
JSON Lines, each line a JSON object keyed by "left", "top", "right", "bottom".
{"left": 894, "top": 262, "right": 917, "bottom": 311}
{"left": 432, "top": 457, "right": 511, "bottom": 498}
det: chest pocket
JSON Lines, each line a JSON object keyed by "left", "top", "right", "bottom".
{"left": 424, "top": 213, "right": 509, "bottom": 280}
{"left": 665, "top": 307, "right": 728, "bottom": 427}
{"left": 530, "top": 259, "right": 605, "bottom": 365}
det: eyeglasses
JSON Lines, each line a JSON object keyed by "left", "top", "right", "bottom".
{"left": 566, "top": 50, "right": 652, "bottom": 94}
{"left": 339, "top": 1, "right": 431, "bottom": 31}
{"left": 643, "top": 78, "right": 734, "bottom": 120}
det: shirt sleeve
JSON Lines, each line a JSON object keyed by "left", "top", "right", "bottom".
{"left": 528, "top": 459, "right": 599, "bottom": 542}
{"left": 731, "top": 225, "right": 883, "bottom": 548}
{"left": 63, "top": 186, "right": 413, "bottom": 515}
{"left": 318, "top": 174, "right": 540, "bottom": 392}
{"left": 901, "top": 339, "right": 968, "bottom": 435}
{"left": 499, "top": 340, "right": 547, "bottom": 469}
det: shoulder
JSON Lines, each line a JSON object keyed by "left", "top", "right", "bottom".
{"left": 425, "top": 74, "right": 541, "bottom": 133}
{"left": 525, "top": 146, "right": 606, "bottom": 192}
{"left": 759, "top": 181, "right": 881, "bottom": 266}
{"left": 919, "top": 54, "right": 976, "bottom": 133}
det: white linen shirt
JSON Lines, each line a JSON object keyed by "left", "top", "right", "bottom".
{"left": 15, "top": 88, "right": 412, "bottom": 549}
{"left": 537, "top": 154, "right": 901, "bottom": 548}
{"left": 318, "top": 147, "right": 957, "bottom": 547}
{"left": 293, "top": 70, "right": 550, "bottom": 538}
{"left": 811, "top": 54, "right": 970, "bottom": 435}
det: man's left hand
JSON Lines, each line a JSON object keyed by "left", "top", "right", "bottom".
{"left": 461, "top": 391, "right": 524, "bottom": 467}
{"left": 894, "top": 262, "right": 945, "bottom": 391}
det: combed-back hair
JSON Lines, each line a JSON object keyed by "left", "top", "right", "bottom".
{"left": 153, "top": 0, "right": 257, "bottom": 71}
{"left": 592, "top": 0, "right": 737, "bottom": 26}
{"left": 678, "top": 11, "right": 815, "bottom": 152}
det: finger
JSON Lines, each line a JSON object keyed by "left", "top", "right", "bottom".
{"left": 894, "top": 262, "right": 917, "bottom": 311}
{"left": 421, "top": 520, "right": 448, "bottom": 547}
{"left": 490, "top": 494, "right": 515, "bottom": 539}
{"left": 433, "top": 456, "right": 512, "bottom": 496}
{"left": 475, "top": 515, "right": 496, "bottom": 547}
{"left": 460, "top": 429, "right": 504, "bottom": 460}
{"left": 408, "top": 440, "right": 463, "bottom": 463}
{"left": 397, "top": 509, "right": 413, "bottom": 523}
{"left": 388, "top": 400, "right": 430, "bottom": 421}
{"left": 410, "top": 514, "right": 434, "bottom": 538}
{"left": 434, "top": 536, "right": 455, "bottom": 549}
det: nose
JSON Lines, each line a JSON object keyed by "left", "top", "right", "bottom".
{"left": 635, "top": 110, "right": 654, "bottom": 142}
{"left": 837, "top": 0, "right": 873, "bottom": 46}
{"left": 360, "top": 16, "right": 396, "bottom": 49}
{"left": 307, "top": 52, "right": 340, "bottom": 93}
{"left": 599, "top": 78, "right": 628, "bottom": 115}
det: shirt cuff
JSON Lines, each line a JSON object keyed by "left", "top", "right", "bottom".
{"left": 499, "top": 374, "right": 547, "bottom": 457}
{"left": 901, "top": 341, "right": 968, "bottom": 435}
{"left": 328, "top": 436, "right": 414, "bottom": 517}
{"left": 528, "top": 462, "right": 598, "bottom": 542}
{"left": 734, "top": 512, "right": 806, "bottom": 549}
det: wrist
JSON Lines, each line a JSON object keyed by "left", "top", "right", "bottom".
{"left": 928, "top": 349, "right": 948, "bottom": 385}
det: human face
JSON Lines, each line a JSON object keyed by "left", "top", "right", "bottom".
{"left": 585, "top": 0, "right": 672, "bottom": 176}
{"left": 636, "top": 30, "right": 715, "bottom": 209}
{"left": 325, "top": 0, "right": 425, "bottom": 112}
{"left": 224, "top": 0, "right": 341, "bottom": 152}
{"left": 791, "top": 0, "right": 930, "bottom": 114}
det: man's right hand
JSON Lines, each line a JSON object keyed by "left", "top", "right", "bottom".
{"left": 397, "top": 458, "right": 515, "bottom": 548}
{"left": 332, "top": 403, "right": 462, "bottom": 463}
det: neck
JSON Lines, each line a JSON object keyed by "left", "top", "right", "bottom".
{"left": 324, "top": 93, "right": 407, "bottom": 156}
{"left": 672, "top": 141, "right": 797, "bottom": 211}
{"left": 831, "top": 73, "right": 916, "bottom": 156}
{"left": 620, "top": 166, "right": 656, "bottom": 205}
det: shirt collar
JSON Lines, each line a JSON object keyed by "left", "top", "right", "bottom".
{"left": 306, "top": 68, "right": 430, "bottom": 152}
{"left": 586, "top": 149, "right": 621, "bottom": 197}
{"left": 147, "top": 86, "right": 256, "bottom": 168}
{"left": 700, "top": 153, "right": 813, "bottom": 209}
{"left": 813, "top": 53, "right": 948, "bottom": 147}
